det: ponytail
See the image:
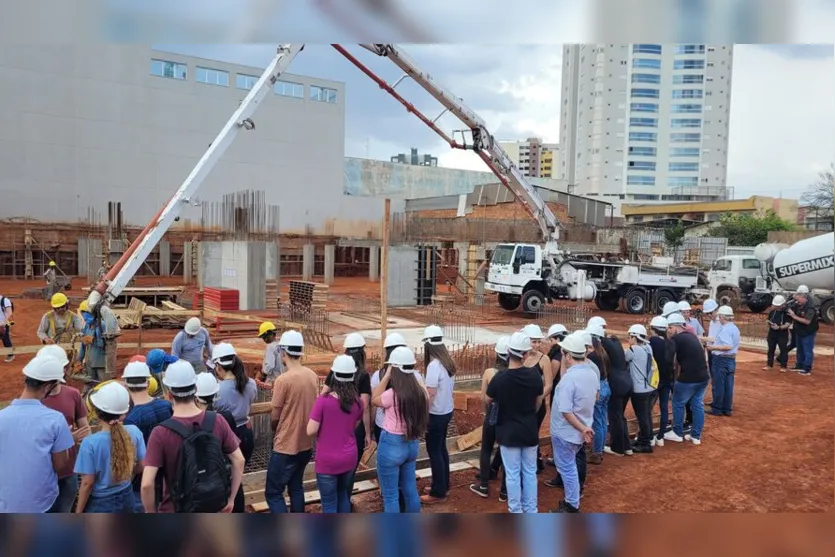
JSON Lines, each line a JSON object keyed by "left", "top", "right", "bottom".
{"left": 222, "top": 356, "right": 248, "bottom": 395}
{"left": 97, "top": 409, "right": 136, "bottom": 484}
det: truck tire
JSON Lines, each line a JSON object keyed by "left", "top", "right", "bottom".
{"left": 820, "top": 299, "right": 834, "bottom": 325}
{"left": 654, "top": 288, "right": 676, "bottom": 314}
{"left": 716, "top": 288, "right": 740, "bottom": 310}
{"left": 746, "top": 296, "right": 772, "bottom": 314}
{"left": 623, "top": 287, "right": 648, "bottom": 315}
{"left": 520, "top": 290, "right": 546, "bottom": 314}
{"left": 594, "top": 292, "right": 619, "bottom": 311}
{"left": 498, "top": 293, "right": 521, "bottom": 311}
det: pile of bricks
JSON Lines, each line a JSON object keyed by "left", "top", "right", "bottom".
{"left": 288, "top": 280, "right": 328, "bottom": 310}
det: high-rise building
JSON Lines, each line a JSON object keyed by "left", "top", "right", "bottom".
{"left": 390, "top": 148, "right": 438, "bottom": 166}
{"left": 499, "top": 138, "right": 560, "bottom": 178}
{"left": 559, "top": 44, "right": 733, "bottom": 206}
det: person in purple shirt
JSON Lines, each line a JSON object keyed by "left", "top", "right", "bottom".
{"left": 0, "top": 355, "right": 74, "bottom": 512}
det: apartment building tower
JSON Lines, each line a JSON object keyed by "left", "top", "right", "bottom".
{"left": 499, "top": 138, "right": 560, "bottom": 178}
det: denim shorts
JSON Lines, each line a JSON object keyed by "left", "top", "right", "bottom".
{"left": 85, "top": 485, "right": 135, "bottom": 513}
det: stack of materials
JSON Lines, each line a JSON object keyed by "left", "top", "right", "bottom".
{"left": 266, "top": 279, "right": 279, "bottom": 310}
{"left": 288, "top": 280, "right": 328, "bottom": 311}
{"left": 203, "top": 287, "right": 240, "bottom": 312}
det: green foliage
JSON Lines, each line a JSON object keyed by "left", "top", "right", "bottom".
{"left": 663, "top": 221, "right": 686, "bottom": 251}
{"left": 709, "top": 210, "right": 795, "bottom": 246}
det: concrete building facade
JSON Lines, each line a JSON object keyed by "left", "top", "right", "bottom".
{"left": 499, "top": 138, "right": 560, "bottom": 178}
{"left": 621, "top": 195, "right": 799, "bottom": 226}
{"left": 390, "top": 148, "right": 438, "bottom": 166}
{"left": 559, "top": 44, "right": 733, "bottom": 205}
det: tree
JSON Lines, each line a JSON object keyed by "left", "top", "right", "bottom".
{"left": 709, "top": 211, "right": 795, "bottom": 246}
{"left": 800, "top": 164, "right": 834, "bottom": 229}
{"left": 663, "top": 221, "right": 686, "bottom": 255}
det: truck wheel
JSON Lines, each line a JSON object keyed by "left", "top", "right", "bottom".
{"left": 498, "top": 293, "right": 521, "bottom": 311}
{"left": 716, "top": 288, "right": 740, "bottom": 310}
{"left": 820, "top": 299, "right": 834, "bottom": 325}
{"left": 521, "top": 290, "right": 546, "bottom": 314}
{"left": 594, "top": 292, "right": 619, "bottom": 311}
{"left": 746, "top": 296, "right": 772, "bottom": 314}
{"left": 623, "top": 287, "right": 648, "bottom": 314}
{"left": 654, "top": 288, "right": 676, "bottom": 314}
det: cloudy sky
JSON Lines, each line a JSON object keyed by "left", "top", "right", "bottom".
{"left": 161, "top": 43, "right": 834, "bottom": 200}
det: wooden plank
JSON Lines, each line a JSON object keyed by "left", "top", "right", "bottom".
{"left": 456, "top": 426, "right": 483, "bottom": 451}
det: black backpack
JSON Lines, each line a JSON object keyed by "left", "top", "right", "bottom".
{"left": 161, "top": 412, "right": 231, "bottom": 513}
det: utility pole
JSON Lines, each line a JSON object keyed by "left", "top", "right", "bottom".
{"left": 380, "top": 198, "right": 390, "bottom": 343}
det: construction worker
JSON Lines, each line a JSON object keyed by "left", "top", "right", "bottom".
{"left": 257, "top": 321, "right": 284, "bottom": 384}
{"left": 37, "top": 293, "right": 84, "bottom": 345}
{"left": 96, "top": 259, "right": 109, "bottom": 283}
{"left": 75, "top": 299, "right": 120, "bottom": 386}
{"left": 146, "top": 348, "right": 178, "bottom": 396}
{"left": 0, "top": 292, "right": 14, "bottom": 363}
{"left": 44, "top": 261, "right": 58, "bottom": 299}
{"left": 171, "top": 317, "right": 213, "bottom": 372}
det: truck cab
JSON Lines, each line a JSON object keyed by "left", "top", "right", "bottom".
{"left": 708, "top": 255, "right": 771, "bottom": 312}
{"left": 485, "top": 243, "right": 547, "bottom": 312}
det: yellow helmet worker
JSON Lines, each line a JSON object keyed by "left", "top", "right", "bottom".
{"left": 48, "top": 261, "right": 56, "bottom": 267}
{"left": 258, "top": 321, "right": 277, "bottom": 339}
{"left": 78, "top": 300, "right": 89, "bottom": 314}
{"left": 51, "top": 293, "right": 69, "bottom": 309}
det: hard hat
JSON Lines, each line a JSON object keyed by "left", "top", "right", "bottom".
{"left": 677, "top": 301, "right": 692, "bottom": 312}
{"left": 147, "top": 375, "right": 160, "bottom": 396}
{"left": 258, "top": 321, "right": 277, "bottom": 337}
{"left": 666, "top": 313, "right": 686, "bottom": 326}
{"left": 521, "top": 324, "right": 544, "bottom": 340}
{"left": 184, "top": 317, "right": 201, "bottom": 336}
{"left": 495, "top": 335, "right": 510, "bottom": 356}
{"left": 211, "top": 342, "right": 237, "bottom": 365}
{"left": 422, "top": 325, "right": 444, "bottom": 345}
{"left": 123, "top": 361, "right": 152, "bottom": 381}
{"left": 331, "top": 354, "right": 358, "bottom": 381}
{"left": 557, "top": 333, "right": 587, "bottom": 356}
{"left": 585, "top": 323, "right": 605, "bottom": 338}
{"left": 772, "top": 295, "right": 787, "bottom": 307}
{"left": 796, "top": 285, "right": 810, "bottom": 294}
{"left": 129, "top": 355, "right": 146, "bottom": 363}
{"left": 195, "top": 372, "right": 220, "bottom": 398}
{"left": 578, "top": 331, "right": 593, "bottom": 347}
{"left": 162, "top": 360, "right": 197, "bottom": 389}
{"left": 628, "top": 324, "right": 648, "bottom": 339}
{"left": 717, "top": 305, "right": 734, "bottom": 317}
{"left": 89, "top": 381, "right": 130, "bottom": 415}
{"left": 587, "top": 316, "right": 607, "bottom": 329}
{"left": 386, "top": 346, "right": 418, "bottom": 373}
{"left": 507, "top": 332, "right": 532, "bottom": 355}
{"left": 279, "top": 330, "right": 304, "bottom": 356}
{"left": 78, "top": 300, "right": 89, "bottom": 314}
{"left": 343, "top": 332, "right": 366, "bottom": 349}
{"left": 661, "top": 301, "right": 680, "bottom": 317}
{"left": 50, "top": 293, "right": 68, "bottom": 309}
{"left": 146, "top": 349, "right": 177, "bottom": 374}
{"left": 49, "top": 261, "right": 56, "bottom": 267}
{"left": 37, "top": 345, "right": 70, "bottom": 367}
{"left": 650, "top": 316, "right": 668, "bottom": 330}
{"left": 384, "top": 332, "right": 407, "bottom": 348}
{"left": 23, "top": 355, "right": 66, "bottom": 383}
{"left": 547, "top": 324, "right": 568, "bottom": 338}
{"left": 703, "top": 299, "right": 718, "bottom": 314}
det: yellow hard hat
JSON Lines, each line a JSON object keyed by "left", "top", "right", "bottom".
{"left": 78, "top": 300, "right": 89, "bottom": 314}
{"left": 51, "top": 292, "right": 69, "bottom": 308}
{"left": 147, "top": 375, "right": 160, "bottom": 396}
{"left": 258, "top": 321, "right": 277, "bottom": 337}
{"left": 49, "top": 261, "right": 56, "bottom": 267}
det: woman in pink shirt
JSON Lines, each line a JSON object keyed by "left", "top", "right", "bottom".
{"left": 371, "top": 346, "right": 428, "bottom": 513}
{"left": 307, "top": 355, "right": 363, "bottom": 513}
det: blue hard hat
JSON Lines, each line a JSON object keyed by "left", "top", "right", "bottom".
{"left": 146, "top": 349, "right": 178, "bottom": 374}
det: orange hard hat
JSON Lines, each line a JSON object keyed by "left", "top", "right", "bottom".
{"left": 129, "top": 355, "right": 147, "bottom": 363}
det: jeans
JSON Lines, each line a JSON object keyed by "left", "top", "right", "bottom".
{"left": 708, "top": 351, "right": 716, "bottom": 410}
{"left": 376, "top": 431, "right": 420, "bottom": 513}
{"left": 84, "top": 485, "right": 135, "bottom": 513}
{"left": 606, "top": 391, "right": 632, "bottom": 454}
{"left": 711, "top": 357, "right": 736, "bottom": 415}
{"left": 234, "top": 425, "right": 255, "bottom": 513}
{"left": 47, "top": 475, "right": 79, "bottom": 513}
{"left": 265, "top": 450, "right": 313, "bottom": 513}
{"left": 672, "top": 380, "right": 708, "bottom": 439}
{"left": 552, "top": 442, "right": 586, "bottom": 491}
{"left": 348, "top": 424, "right": 366, "bottom": 501}
{"left": 766, "top": 332, "right": 789, "bottom": 368}
{"left": 478, "top": 419, "right": 503, "bottom": 487}
{"left": 795, "top": 333, "right": 816, "bottom": 372}
{"left": 592, "top": 379, "right": 610, "bottom": 454}
{"left": 630, "top": 391, "right": 655, "bottom": 447}
{"left": 552, "top": 436, "right": 582, "bottom": 509}
{"left": 317, "top": 470, "right": 355, "bottom": 513}
{"left": 656, "top": 382, "right": 673, "bottom": 439}
{"left": 425, "top": 412, "right": 452, "bottom": 497}
{"left": 0, "top": 324, "right": 11, "bottom": 349}
{"left": 499, "top": 445, "right": 538, "bottom": 513}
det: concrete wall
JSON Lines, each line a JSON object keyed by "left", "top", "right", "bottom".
{"left": 387, "top": 246, "right": 419, "bottom": 307}
{"left": 220, "top": 241, "right": 266, "bottom": 311}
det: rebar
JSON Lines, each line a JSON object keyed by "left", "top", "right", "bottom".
{"left": 200, "top": 189, "right": 279, "bottom": 240}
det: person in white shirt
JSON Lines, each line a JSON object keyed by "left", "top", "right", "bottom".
{"left": 0, "top": 294, "right": 14, "bottom": 363}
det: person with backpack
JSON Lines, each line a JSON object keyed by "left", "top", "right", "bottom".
{"left": 786, "top": 286, "right": 818, "bottom": 376}
{"left": 0, "top": 294, "right": 15, "bottom": 363}
{"left": 141, "top": 360, "right": 244, "bottom": 513}
{"left": 624, "top": 324, "right": 657, "bottom": 454}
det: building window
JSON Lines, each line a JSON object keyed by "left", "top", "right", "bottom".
{"left": 672, "top": 89, "right": 703, "bottom": 99}
{"left": 629, "top": 146, "right": 657, "bottom": 156}
{"left": 310, "top": 85, "right": 338, "bottom": 103}
{"left": 673, "top": 59, "right": 706, "bottom": 70}
{"left": 669, "top": 162, "right": 700, "bottom": 172}
{"left": 670, "top": 133, "right": 701, "bottom": 143}
{"left": 631, "top": 73, "right": 661, "bottom": 84}
{"left": 671, "top": 118, "right": 702, "bottom": 128}
{"left": 631, "top": 88, "right": 660, "bottom": 99}
{"left": 630, "top": 103, "right": 659, "bottom": 113}
{"left": 669, "top": 147, "right": 700, "bottom": 157}
{"left": 671, "top": 103, "right": 703, "bottom": 113}
{"left": 275, "top": 80, "right": 305, "bottom": 99}
{"left": 236, "top": 73, "right": 259, "bottom": 90}
{"left": 195, "top": 67, "right": 229, "bottom": 87}
{"left": 150, "top": 59, "right": 187, "bottom": 80}
{"left": 632, "top": 58, "right": 662, "bottom": 69}
{"left": 630, "top": 117, "right": 658, "bottom": 128}
{"left": 672, "top": 74, "right": 704, "bottom": 84}
{"left": 633, "top": 44, "right": 662, "bottom": 55}
{"left": 629, "top": 161, "right": 657, "bottom": 171}
{"left": 675, "top": 44, "right": 706, "bottom": 54}
{"left": 629, "top": 132, "right": 657, "bottom": 142}
{"left": 668, "top": 176, "right": 699, "bottom": 186}
{"left": 627, "top": 175, "right": 656, "bottom": 186}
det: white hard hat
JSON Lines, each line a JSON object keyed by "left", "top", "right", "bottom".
{"left": 123, "top": 361, "right": 151, "bottom": 380}
{"left": 211, "top": 342, "right": 237, "bottom": 365}
{"left": 547, "top": 324, "right": 568, "bottom": 338}
{"left": 521, "top": 324, "right": 544, "bottom": 340}
{"left": 36, "top": 345, "right": 69, "bottom": 368}
{"left": 507, "top": 332, "right": 532, "bottom": 355}
{"left": 557, "top": 333, "right": 587, "bottom": 356}
{"left": 772, "top": 295, "right": 787, "bottom": 307}
{"left": 703, "top": 299, "right": 718, "bottom": 313}
{"left": 384, "top": 332, "right": 407, "bottom": 348}
{"left": 796, "top": 285, "right": 810, "bottom": 294}
{"left": 661, "top": 301, "right": 681, "bottom": 317}
{"left": 279, "top": 330, "right": 304, "bottom": 356}
{"left": 195, "top": 372, "right": 220, "bottom": 398}
{"left": 90, "top": 381, "right": 131, "bottom": 415}
{"left": 677, "top": 301, "right": 692, "bottom": 312}
{"left": 650, "top": 316, "right": 668, "bottom": 330}
{"left": 579, "top": 331, "right": 593, "bottom": 347}
{"left": 587, "top": 316, "right": 607, "bottom": 329}
{"left": 343, "top": 332, "right": 366, "bottom": 349}
{"left": 331, "top": 354, "right": 358, "bottom": 381}
{"left": 628, "top": 324, "right": 648, "bottom": 339}
{"left": 162, "top": 360, "right": 197, "bottom": 390}
{"left": 666, "top": 313, "right": 686, "bottom": 326}
{"left": 495, "top": 335, "right": 510, "bottom": 356}
{"left": 386, "top": 346, "right": 418, "bottom": 373}
{"left": 184, "top": 317, "right": 201, "bottom": 335}
{"left": 717, "top": 305, "right": 734, "bottom": 317}
{"left": 23, "top": 355, "right": 66, "bottom": 383}
{"left": 422, "top": 325, "right": 444, "bottom": 345}
{"left": 585, "top": 323, "right": 605, "bottom": 338}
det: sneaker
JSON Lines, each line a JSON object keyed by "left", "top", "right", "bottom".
{"left": 587, "top": 452, "right": 603, "bottom": 465}
{"left": 553, "top": 500, "right": 580, "bottom": 513}
{"left": 603, "top": 446, "right": 624, "bottom": 457}
{"left": 469, "top": 484, "right": 489, "bottom": 498}
{"left": 798, "top": 370, "right": 812, "bottom": 376}
{"left": 761, "top": 366, "right": 771, "bottom": 371}
{"left": 632, "top": 445, "right": 653, "bottom": 454}
{"left": 652, "top": 437, "right": 665, "bottom": 447}
{"left": 790, "top": 367, "right": 804, "bottom": 372}
{"left": 3, "top": 355, "right": 14, "bottom": 363}
{"left": 685, "top": 434, "right": 702, "bottom": 445}
{"left": 780, "top": 368, "right": 788, "bottom": 373}
{"left": 544, "top": 477, "right": 563, "bottom": 489}
{"left": 664, "top": 431, "right": 684, "bottom": 443}
{"left": 420, "top": 494, "right": 447, "bottom": 505}
{"left": 498, "top": 491, "right": 507, "bottom": 503}
{"left": 624, "top": 449, "right": 634, "bottom": 456}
